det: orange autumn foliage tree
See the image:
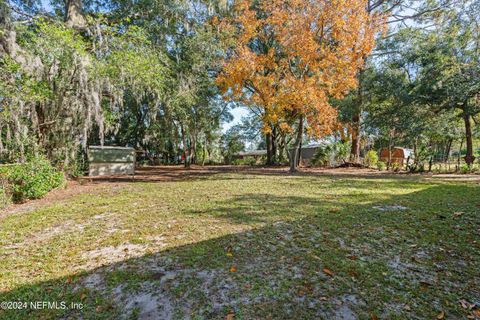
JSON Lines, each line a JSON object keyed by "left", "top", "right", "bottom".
{"left": 217, "top": 0, "right": 381, "bottom": 171}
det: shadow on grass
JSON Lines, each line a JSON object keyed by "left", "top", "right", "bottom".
{"left": 0, "top": 183, "right": 479, "bottom": 319}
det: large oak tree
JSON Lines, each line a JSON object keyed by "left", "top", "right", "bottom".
{"left": 217, "top": 0, "right": 381, "bottom": 171}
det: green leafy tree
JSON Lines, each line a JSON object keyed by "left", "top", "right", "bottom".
{"left": 220, "top": 126, "right": 245, "bottom": 164}
{"left": 411, "top": 2, "right": 480, "bottom": 165}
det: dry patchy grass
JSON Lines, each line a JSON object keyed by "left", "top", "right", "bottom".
{"left": 0, "top": 167, "right": 479, "bottom": 319}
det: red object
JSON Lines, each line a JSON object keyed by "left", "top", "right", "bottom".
{"left": 181, "top": 153, "right": 185, "bottom": 161}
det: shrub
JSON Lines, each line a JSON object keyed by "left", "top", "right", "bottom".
{"left": 364, "top": 150, "right": 378, "bottom": 167}
{"left": 0, "top": 185, "right": 10, "bottom": 209}
{"left": 376, "top": 161, "right": 386, "bottom": 171}
{"left": 66, "top": 149, "right": 89, "bottom": 177}
{"left": 232, "top": 156, "right": 257, "bottom": 166}
{"left": 460, "top": 164, "right": 472, "bottom": 174}
{"left": 333, "top": 141, "right": 350, "bottom": 164}
{"left": 408, "top": 162, "right": 424, "bottom": 173}
{"left": 3, "top": 157, "right": 65, "bottom": 203}
{"left": 244, "top": 156, "right": 257, "bottom": 166}
{"left": 311, "top": 146, "right": 330, "bottom": 167}
{"left": 311, "top": 141, "right": 350, "bottom": 167}
{"left": 391, "top": 162, "right": 401, "bottom": 172}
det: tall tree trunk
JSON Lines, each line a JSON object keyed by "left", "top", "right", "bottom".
{"left": 463, "top": 114, "right": 475, "bottom": 165}
{"left": 350, "top": 73, "right": 363, "bottom": 162}
{"left": 180, "top": 125, "right": 189, "bottom": 168}
{"left": 201, "top": 138, "right": 207, "bottom": 166}
{"left": 190, "top": 132, "right": 197, "bottom": 165}
{"left": 444, "top": 138, "right": 453, "bottom": 163}
{"left": 350, "top": 110, "right": 361, "bottom": 162}
{"left": 458, "top": 139, "right": 463, "bottom": 167}
{"left": 279, "top": 133, "right": 286, "bottom": 163}
{"left": 134, "top": 106, "right": 142, "bottom": 148}
{"left": 266, "top": 132, "right": 272, "bottom": 165}
{"left": 289, "top": 115, "right": 303, "bottom": 173}
{"left": 272, "top": 126, "right": 277, "bottom": 165}
{"left": 65, "top": 0, "right": 87, "bottom": 29}
{"left": 297, "top": 133, "right": 303, "bottom": 166}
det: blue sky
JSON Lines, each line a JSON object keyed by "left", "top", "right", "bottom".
{"left": 41, "top": 0, "right": 51, "bottom": 10}
{"left": 222, "top": 106, "right": 249, "bottom": 133}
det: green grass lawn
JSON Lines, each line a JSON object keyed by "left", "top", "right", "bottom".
{"left": 0, "top": 169, "right": 479, "bottom": 319}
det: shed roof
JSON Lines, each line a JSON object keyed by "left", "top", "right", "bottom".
{"left": 302, "top": 143, "right": 328, "bottom": 149}
{"left": 89, "top": 146, "right": 135, "bottom": 151}
{"left": 235, "top": 150, "right": 267, "bottom": 156}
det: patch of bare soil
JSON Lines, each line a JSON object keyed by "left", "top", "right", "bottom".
{"left": 79, "top": 238, "right": 167, "bottom": 270}
{"left": 81, "top": 244, "right": 150, "bottom": 270}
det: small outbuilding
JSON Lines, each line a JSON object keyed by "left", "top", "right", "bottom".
{"left": 299, "top": 143, "right": 327, "bottom": 165}
{"left": 88, "top": 146, "right": 136, "bottom": 176}
{"left": 379, "top": 147, "right": 414, "bottom": 166}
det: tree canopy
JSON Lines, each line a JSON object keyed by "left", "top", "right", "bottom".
{"left": 0, "top": 0, "right": 478, "bottom": 172}
{"left": 217, "top": 0, "right": 381, "bottom": 171}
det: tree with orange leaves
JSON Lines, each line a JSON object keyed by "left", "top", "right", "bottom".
{"left": 217, "top": 0, "right": 382, "bottom": 172}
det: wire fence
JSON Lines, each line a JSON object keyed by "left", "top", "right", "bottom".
{"left": 376, "top": 157, "right": 479, "bottom": 173}
{"left": 418, "top": 161, "right": 479, "bottom": 173}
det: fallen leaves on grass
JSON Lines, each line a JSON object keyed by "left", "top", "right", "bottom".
{"left": 436, "top": 311, "right": 444, "bottom": 319}
{"left": 348, "top": 270, "right": 359, "bottom": 279}
{"left": 419, "top": 280, "right": 434, "bottom": 287}
{"left": 323, "top": 268, "right": 334, "bottom": 277}
{"left": 297, "top": 282, "right": 313, "bottom": 296}
{"left": 370, "top": 313, "right": 378, "bottom": 320}
{"left": 229, "top": 265, "right": 237, "bottom": 273}
{"left": 226, "top": 246, "right": 233, "bottom": 257}
{"left": 311, "top": 254, "right": 322, "bottom": 261}
{"left": 225, "top": 311, "right": 234, "bottom": 320}
{"left": 459, "top": 299, "right": 475, "bottom": 310}
{"left": 454, "top": 211, "right": 464, "bottom": 217}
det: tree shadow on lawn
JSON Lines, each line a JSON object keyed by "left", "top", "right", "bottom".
{"left": 1, "top": 184, "right": 479, "bottom": 320}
